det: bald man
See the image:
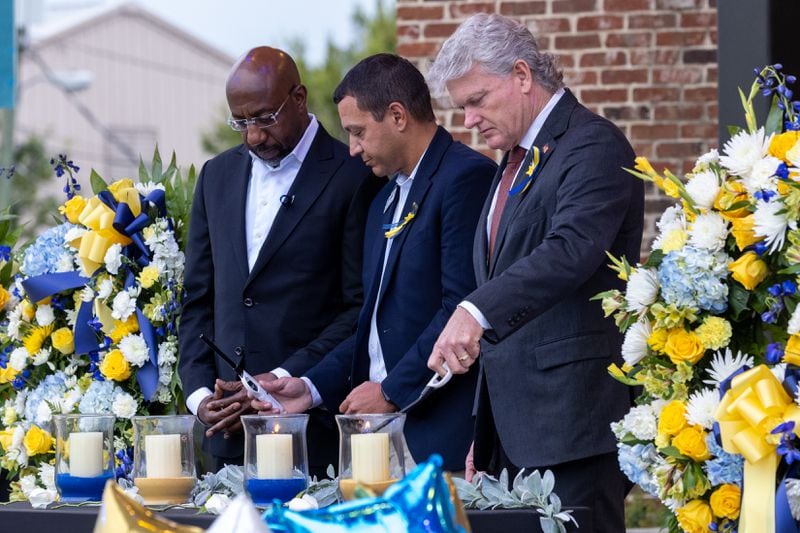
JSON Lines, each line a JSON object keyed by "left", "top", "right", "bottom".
{"left": 178, "top": 47, "right": 381, "bottom": 474}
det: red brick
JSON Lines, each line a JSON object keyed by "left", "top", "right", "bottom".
{"left": 680, "top": 124, "right": 717, "bottom": 138}
{"left": 397, "top": 24, "right": 421, "bottom": 40}
{"left": 451, "top": 111, "right": 465, "bottom": 125}
{"left": 656, "top": 30, "right": 708, "bottom": 47}
{"left": 708, "top": 103, "right": 718, "bottom": 121}
{"left": 552, "top": 0, "right": 598, "bottom": 13}
{"left": 606, "top": 32, "right": 652, "bottom": 47}
{"left": 602, "top": 69, "right": 648, "bottom": 84}
{"left": 681, "top": 12, "right": 716, "bottom": 27}
{"left": 710, "top": 29, "right": 718, "bottom": 45}
{"left": 631, "top": 124, "right": 679, "bottom": 139}
{"left": 397, "top": 41, "right": 440, "bottom": 58}
{"left": 397, "top": 5, "right": 444, "bottom": 21}
{"left": 654, "top": 104, "right": 703, "bottom": 120}
{"left": 580, "top": 51, "right": 627, "bottom": 67}
{"left": 683, "top": 49, "right": 716, "bottom": 64}
{"left": 451, "top": 131, "right": 473, "bottom": 144}
{"left": 424, "top": 23, "right": 460, "bottom": 38}
{"left": 633, "top": 87, "right": 680, "bottom": 102}
{"left": 564, "top": 70, "right": 598, "bottom": 85}
{"left": 684, "top": 87, "right": 717, "bottom": 101}
{"left": 631, "top": 142, "right": 654, "bottom": 157}
{"left": 577, "top": 15, "right": 624, "bottom": 30}
{"left": 580, "top": 88, "right": 629, "bottom": 103}
{"left": 604, "top": 0, "right": 651, "bottom": 10}
{"left": 628, "top": 13, "right": 677, "bottom": 28}
{"left": 527, "top": 17, "right": 572, "bottom": 33}
{"left": 449, "top": 2, "right": 496, "bottom": 18}
{"left": 656, "top": 0, "right": 703, "bottom": 8}
{"left": 555, "top": 34, "right": 601, "bottom": 49}
{"left": 554, "top": 54, "right": 575, "bottom": 68}
{"left": 707, "top": 66, "right": 718, "bottom": 83}
{"left": 653, "top": 67, "right": 704, "bottom": 84}
{"left": 630, "top": 49, "right": 680, "bottom": 65}
{"left": 657, "top": 142, "right": 704, "bottom": 158}
{"left": 499, "top": 1, "right": 548, "bottom": 15}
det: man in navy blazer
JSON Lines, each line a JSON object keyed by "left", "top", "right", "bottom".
{"left": 178, "top": 47, "right": 381, "bottom": 474}
{"left": 254, "top": 54, "right": 495, "bottom": 470}
{"left": 427, "top": 14, "right": 644, "bottom": 532}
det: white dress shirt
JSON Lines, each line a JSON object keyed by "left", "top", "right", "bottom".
{"left": 186, "top": 116, "right": 319, "bottom": 416}
{"left": 459, "top": 88, "right": 565, "bottom": 330}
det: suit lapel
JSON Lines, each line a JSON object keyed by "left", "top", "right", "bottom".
{"left": 245, "top": 126, "right": 342, "bottom": 286}
{"left": 474, "top": 159, "right": 503, "bottom": 283}
{"left": 227, "top": 146, "right": 252, "bottom": 281}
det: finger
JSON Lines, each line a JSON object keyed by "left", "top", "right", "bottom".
{"left": 208, "top": 407, "right": 242, "bottom": 438}
{"left": 339, "top": 397, "right": 350, "bottom": 413}
{"left": 428, "top": 349, "right": 447, "bottom": 376}
{"left": 205, "top": 402, "right": 241, "bottom": 437}
{"left": 442, "top": 348, "right": 469, "bottom": 374}
{"left": 251, "top": 399, "right": 273, "bottom": 411}
{"left": 465, "top": 340, "right": 481, "bottom": 358}
{"left": 205, "top": 395, "right": 241, "bottom": 411}
{"left": 216, "top": 379, "right": 243, "bottom": 391}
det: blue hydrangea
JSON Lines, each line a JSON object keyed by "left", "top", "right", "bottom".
{"left": 23, "top": 371, "right": 68, "bottom": 425}
{"left": 704, "top": 434, "right": 743, "bottom": 487}
{"left": 618, "top": 443, "right": 660, "bottom": 497}
{"left": 657, "top": 246, "right": 729, "bottom": 313}
{"left": 78, "top": 380, "right": 116, "bottom": 414}
{"left": 21, "top": 223, "right": 76, "bottom": 277}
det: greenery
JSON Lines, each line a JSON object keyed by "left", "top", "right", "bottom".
{"left": 5, "top": 137, "right": 59, "bottom": 242}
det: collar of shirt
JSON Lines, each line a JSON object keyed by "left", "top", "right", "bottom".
{"left": 249, "top": 114, "right": 319, "bottom": 172}
{"left": 389, "top": 146, "right": 428, "bottom": 212}
{"left": 519, "top": 88, "right": 565, "bottom": 151}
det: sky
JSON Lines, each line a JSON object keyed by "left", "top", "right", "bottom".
{"left": 22, "top": 0, "right": 383, "bottom": 65}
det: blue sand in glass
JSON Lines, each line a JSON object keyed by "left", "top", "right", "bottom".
{"left": 56, "top": 472, "right": 115, "bottom": 501}
{"left": 247, "top": 478, "right": 307, "bottom": 504}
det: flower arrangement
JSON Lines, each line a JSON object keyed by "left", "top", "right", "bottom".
{"left": 598, "top": 65, "right": 800, "bottom": 533}
{"left": 0, "top": 150, "right": 196, "bottom": 505}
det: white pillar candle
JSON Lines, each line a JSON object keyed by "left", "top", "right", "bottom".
{"left": 256, "top": 433, "right": 293, "bottom": 479}
{"left": 69, "top": 431, "right": 103, "bottom": 477}
{"left": 145, "top": 434, "right": 182, "bottom": 478}
{"left": 351, "top": 433, "right": 390, "bottom": 483}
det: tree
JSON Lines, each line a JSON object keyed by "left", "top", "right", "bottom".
{"left": 6, "top": 136, "right": 60, "bottom": 242}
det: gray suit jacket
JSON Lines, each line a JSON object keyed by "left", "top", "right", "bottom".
{"left": 469, "top": 89, "right": 644, "bottom": 469}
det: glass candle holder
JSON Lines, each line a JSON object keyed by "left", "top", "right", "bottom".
{"left": 53, "top": 414, "right": 116, "bottom": 502}
{"left": 242, "top": 414, "right": 309, "bottom": 505}
{"left": 336, "top": 413, "right": 406, "bottom": 500}
{"left": 132, "top": 415, "right": 197, "bottom": 504}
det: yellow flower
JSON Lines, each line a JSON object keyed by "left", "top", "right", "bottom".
{"left": 658, "top": 400, "right": 688, "bottom": 436}
{"left": 23, "top": 324, "right": 54, "bottom": 355}
{"left": 100, "top": 349, "right": 132, "bottom": 381}
{"left": 0, "top": 286, "right": 10, "bottom": 310}
{"left": 20, "top": 300, "right": 35, "bottom": 321}
{"left": 138, "top": 265, "right": 160, "bottom": 289}
{"left": 676, "top": 500, "right": 713, "bottom": 533}
{"left": 23, "top": 425, "right": 54, "bottom": 456}
{"left": 647, "top": 328, "right": 669, "bottom": 353}
{"left": 715, "top": 181, "right": 750, "bottom": 220}
{"left": 673, "top": 426, "right": 710, "bottom": 461}
{"left": 729, "top": 252, "right": 769, "bottom": 290}
{"left": 729, "top": 214, "right": 761, "bottom": 251}
{"left": 784, "top": 334, "right": 800, "bottom": 366}
{"left": 660, "top": 229, "right": 687, "bottom": 253}
{"left": 0, "top": 365, "right": 19, "bottom": 384}
{"left": 0, "top": 427, "right": 14, "bottom": 452}
{"left": 709, "top": 483, "right": 741, "bottom": 520}
{"left": 3, "top": 406, "right": 17, "bottom": 426}
{"left": 58, "top": 196, "right": 87, "bottom": 224}
{"left": 694, "top": 317, "right": 732, "bottom": 350}
{"left": 769, "top": 131, "right": 800, "bottom": 162}
{"left": 663, "top": 178, "right": 680, "bottom": 198}
{"left": 109, "top": 315, "right": 139, "bottom": 344}
{"left": 107, "top": 178, "right": 135, "bottom": 200}
{"left": 50, "top": 327, "right": 75, "bottom": 355}
{"left": 635, "top": 156, "right": 657, "bottom": 177}
{"left": 664, "top": 328, "right": 706, "bottom": 365}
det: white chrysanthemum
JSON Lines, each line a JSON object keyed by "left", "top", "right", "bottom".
{"left": 685, "top": 388, "right": 720, "bottom": 429}
{"left": 719, "top": 127, "right": 771, "bottom": 177}
{"left": 80, "top": 286, "right": 94, "bottom": 303}
{"left": 118, "top": 334, "right": 149, "bottom": 367}
{"left": 104, "top": 244, "right": 122, "bottom": 275}
{"left": 7, "top": 307, "right": 21, "bottom": 340}
{"left": 685, "top": 170, "right": 720, "bottom": 210}
{"left": 65, "top": 308, "right": 77, "bottom": 328}
{"left": 788, "top": 306, "right": 800, "bottom": 335}
{"left": 32, "top": 348, "right": 50, "bottom": 366}
{"left": 9, "top": 347, "right": 29, "bottom": 371}
{"left": 19, "top": 474, "right": 37, "bottom": 496}
{"left": 621, "top": 320, "right": 652, "bottom": 366}
{"left": 111, "top": 391, "right": 138, "bottom": 419}
{"left": 38, "top": 463, "right": 55, "bottom": 492}
{"left": 651, "top": 205, "right": 687, "bottom": 250}
{"left": 135, "top": 182, "right": 166, "bottom": 197}
{"left": 97, "top": 279, "right": 113, "bottom": 300}
{"left": 35, "top": 401, "right": 52, "bottom": 425}
{"left": 625, "top": 268, "right": 659, "bottom": 313}
{"left": 787, "top": 479, "right": 800, "bottom": 520}
{"left": 61, "top": 388, "right": 83, "bottom": 413}
{"left": 34, "top": 304, "right": 54, "bottom": 327}
{"left": 688, "top": 212, "right": 729, "bottom": 251}
{"left": 741, "top": 155, "right": 781, "bottom": 195}
{"left": 111, "top": 290, "right": 137, "bottom": 320}
{"left": 695, "top": 148, "right": 719, "bottom": 169}
{"left": 703, "top": 348, "right": 754, "bottom": 387}
{"left": 754, "top": 199, "right": 793, "bottom": 254}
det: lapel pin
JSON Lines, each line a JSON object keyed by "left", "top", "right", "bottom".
{"left": 543, "top": 144, "right": 549, "bottom": 154}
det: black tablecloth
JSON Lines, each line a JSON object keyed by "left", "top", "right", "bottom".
{"left": 0, "top": 502, "right": 589, "bottom": 532}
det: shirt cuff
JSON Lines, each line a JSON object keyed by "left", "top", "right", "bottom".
{"left": 270, "top": 367, "right": 291, "bottom": 379}
{"left": 186, "top": 387, "right": 213, "bottom": 416}
{"left": 459, "top": 300, "right": 492, "bottom": 330}
{"left": 300, "top": 377, "right": 323, "bottom": 408}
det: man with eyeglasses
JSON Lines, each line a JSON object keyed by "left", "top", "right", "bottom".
{"left": 178, "top": 46, "right": 381, "bottom": 475}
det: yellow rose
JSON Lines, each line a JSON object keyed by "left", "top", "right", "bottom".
{"left": 673, "top": 426, "right": 711, "bottom": 461}
{"left": 0, "top": 427, "right": 14, "bottom": 451}
{"left": 109, "top": 315, "right": 139, "bottom": 344}
{"left": 20, "top": 300, "right": 35, "bottom": 321}
{"left": 107, "top": 178, "right": 135, "bottom": 200}
{"left": 784, "top": 334, "right": 800, "bottom": 366}
{"left": 769, "top": 131, "right": 800, "bottom": 162}
{"left": 58, "top": 195, "right": 87, "bottom": 224}
{"left": 661, "top": 229, "right": 687, "bottom": 253}
{"left": 0, "top": 365, "right": 19, "bottom": 384}
{"left": 24, "top": 425, "right": 54, "bottom": 456}
{"left": 694, "top": 317, "right": 732, "bottom": 351}
{"left": 658, "top": 400, "right": 688, "bottom": 436}
{"left": 710, "top": 483, "right": 741, "bottom": 520}
{"left": 676, "top": 500, "right": 713, "bottom": 533}
{"left": 23, "top": 324, "right": 54, "bottom": 356}
{"left": 729, "top": 252, "right": 768, "bottom": 291}
{"left": 715, "top": 181, "right": 750, "bottom": 219}
{"left": 664, "top": 328, "right": 706, "bottom": 365}
{"left": 138, "top": 265, "right": 160, "bottom": 289}
{"left": 51, "top": 327, "right": 75, "bottom": 355}
{"left": 647, "top": 328, "right": 669, "bottom": 353}
{"left": 100, "top": 349, "right": 132, "bottom": 381}
{"left": 0, "top": 286, "right": 10, "bottom": 310}
{"left": 729, "top": 215, "right": 761, "bottom": 251}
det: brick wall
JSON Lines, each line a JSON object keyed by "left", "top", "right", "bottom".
{"left": 397, "top": 0, "right": 718, "bottom": 258}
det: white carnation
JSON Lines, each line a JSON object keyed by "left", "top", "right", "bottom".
{"left": 28, "top": 488, "right": 56, "bottom": 509}
{"left": 118, "top": 334, "right": 149, "bottom": 367}
{"left": 111, "top": 391, "right": 138, "bottom": 419}
{"left": 157, "top": 340, "right": 178, "bottom": 366}
{"left": 685, "top": 169, "right": 720, "bottom": 210}
{"left": 55, "top": 253, "right": 75, "bottom": 273}
{"left": 787, "top": 478, "right": 800, "bottom": 520}
{"left": 625, "top": 268, "right": 659, "bottom": 313}
{"left": 615, "top": 404, "right": 658, "bottom": 441}
{"left": 205, "top": 493, "right": 232, "bottom": 515}
{"left": 63, "top": 227, "right": 86, "bottom": 243}
{"left": 111, "top": 290, "right": 137, "bottom": 320}
{"left": 688, "top": 212, "right": 729, "bottom": 251}
{"left": 621, "top": 320, "right": 652, "bottom": 366}
{"left": 7, "top": 307, "right": 22, "bottom": 340}
{"left": 287, "top": 494, "right": 319, "bottom": 512}
{"left": 651, "top": 204, "right": 687, "bottom": 250}
{"left": 34, "top": 304, "right": 55, "bottom": 327}
{"left": 104, "top": 244, "right": 122, "bottom": 275}
{"left": 9, "top": 347, "right": 29, "bottom": 371}
{"left": 685, "top": 388, "right": 720, "bottom": 429}
{"left": 19, "top": 474, "right": 37, "bottom": 496}
{"left": 789, "top": 305, "right": 800, "bottom": 335}
{"left": 39, "top": 463, "right": 55, "bottom": 491}
{"left": 97, "top": 279, "right": 113, "bottom": 300}
{"left": 80, "top": 286, "right": 95, "bottom": 302}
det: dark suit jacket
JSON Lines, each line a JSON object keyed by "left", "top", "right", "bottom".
{"left": 178, "top": 124, "right": 382, "bottom": 460}
{"left": 305, "top": 127, "right": 496, "bottom": 471}
{"left": 468, "top": 90, "right": 644, "bottom": 470}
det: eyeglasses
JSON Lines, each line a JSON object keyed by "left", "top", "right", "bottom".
{"left": 227, "top": 87, "right": 296, "bottom": 131}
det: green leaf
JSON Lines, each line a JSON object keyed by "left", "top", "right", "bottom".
{"left": 643, "top": 249, "right": 664, "bottom": 268}
{"left": 659, "top": 446, "right": 690, "bottom": 461}
{"left": 727, "top": 125, "right": 742, "bottom": 138}
{"left": 138, "top": 157, "right": 149, "bottom": 183}
{"left": 89, "top": 169, "right": 108, "bottom": 194}
{"left": 787, "top": 298, "right": 798, "bottom": 316}
{"left": 729, "top": 283, "right": 751, "bottom": 320}
{"left": 150, "top": 145, "right": 163, "bottom": 183}
{"left": 778, "top": 264, "right": 800, "bottom": 275}
{"left": 766, "top": 94, "right": 784, "bottom": 136}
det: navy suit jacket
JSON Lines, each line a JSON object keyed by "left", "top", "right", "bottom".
{"left": 178, "top": 124, "right": 382, "bottom": 460}
{"left": 306, "top": 127, "right": 496, "bottom": 471}
{"left": 468, "top": 90, "right": 644, "bottom": 470}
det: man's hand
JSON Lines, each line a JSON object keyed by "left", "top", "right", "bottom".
{"left": 428, "top": 307, "right": 483, "bottom": 376}
{"left": 251, "top": 377, "right": 313, "bottom": 414}
{"left": 198, "top": 379, "right": 253, "bottom": 439}
{"left": 465, "top": 441, "right": 479, "bottom": 482}
{"left": 340, "top": 382, "right": 397, "bottom": 414}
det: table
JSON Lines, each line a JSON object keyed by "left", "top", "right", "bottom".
{"left": 0, "top": 502, "right": 589, "bottom": 532}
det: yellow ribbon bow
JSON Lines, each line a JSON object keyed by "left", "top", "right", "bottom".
{"left": 715, "top": 365, "right": 800, "bottom": 533}
{"left": 74, "top": 197, "right": 132, "bottom": 275}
